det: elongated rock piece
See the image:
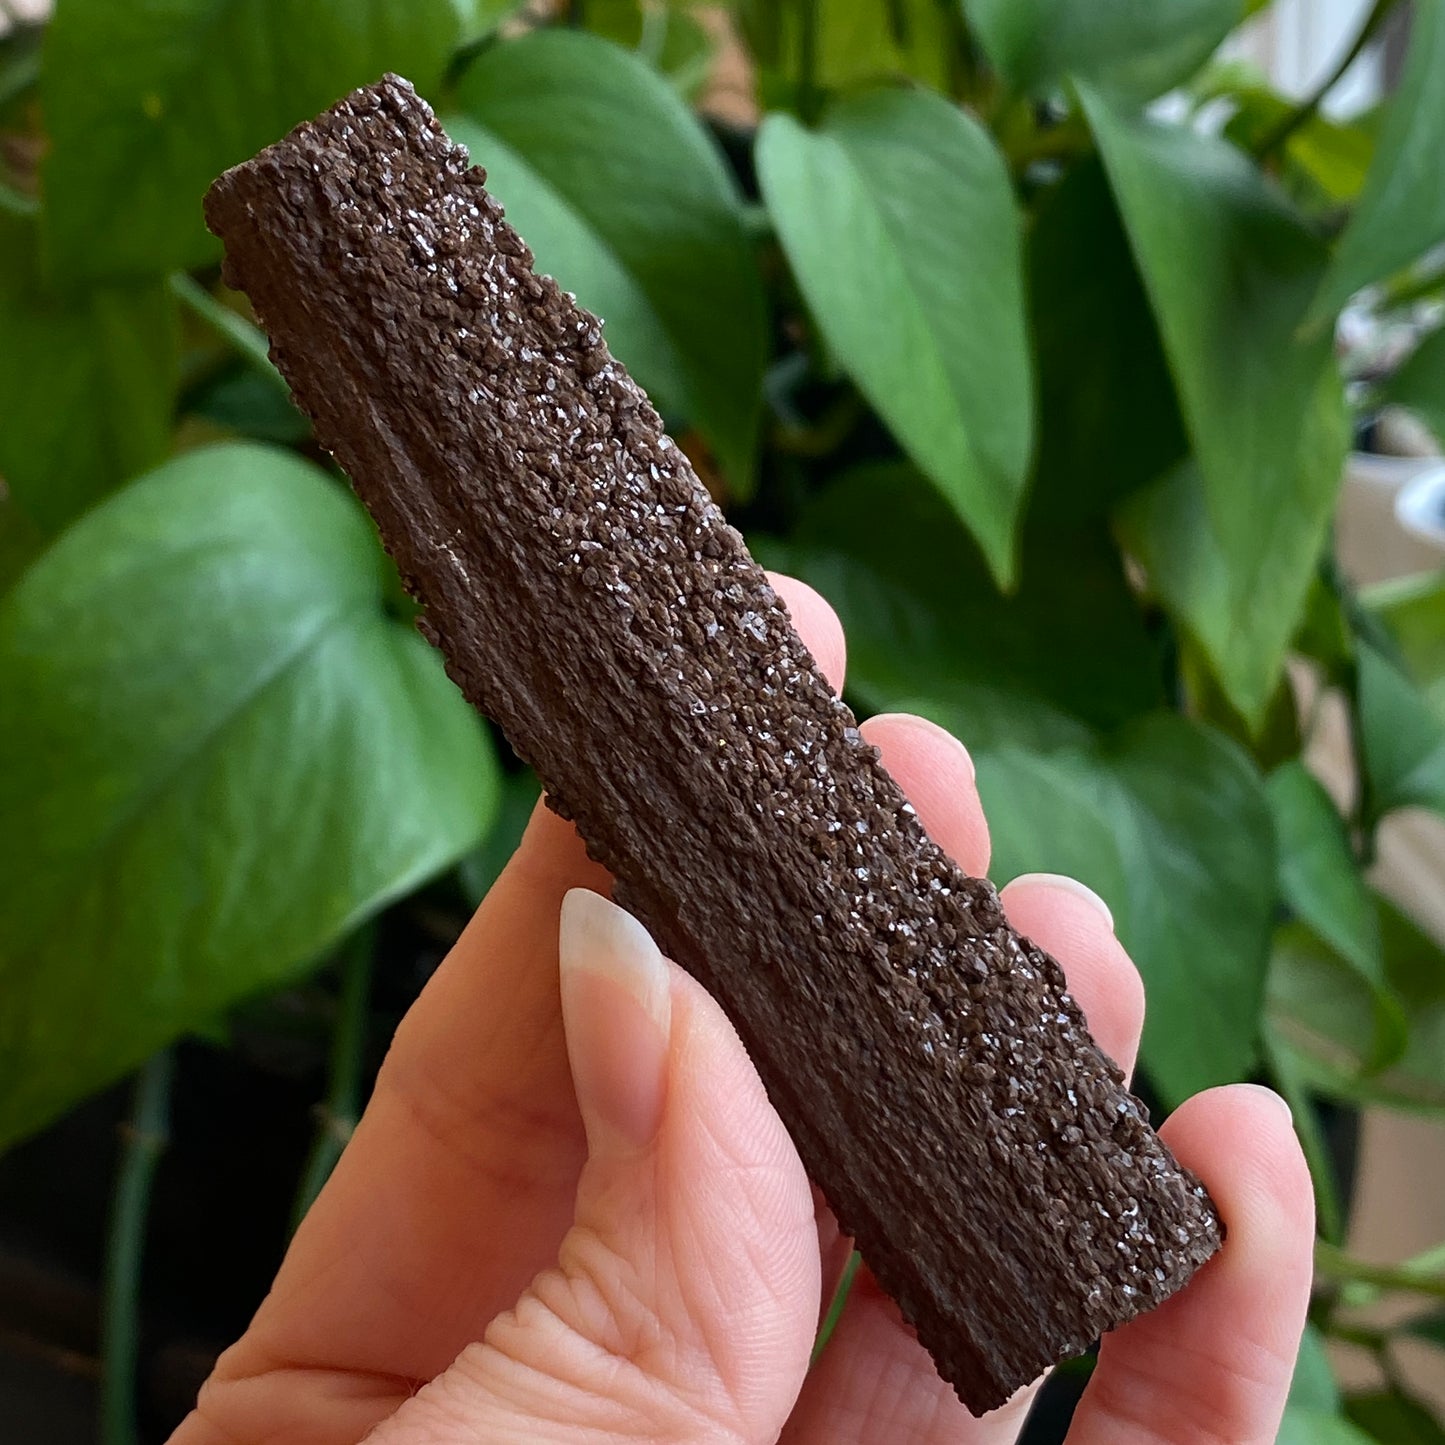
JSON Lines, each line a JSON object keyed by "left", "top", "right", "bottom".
{"left": 204, "top": 75, "right": 1222, "bottom": 1412}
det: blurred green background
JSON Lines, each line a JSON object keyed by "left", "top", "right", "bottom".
{"left": 3, "top": 0, "right": 1445, "bottom": 1439}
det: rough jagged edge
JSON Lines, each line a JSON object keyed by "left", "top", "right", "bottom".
{"left": 204, "top": 74, "right": 1223, "bottom": 1414}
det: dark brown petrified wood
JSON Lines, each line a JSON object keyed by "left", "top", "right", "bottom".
{"left": 204, "top": 75, "right": 1222, "bottom": 1414}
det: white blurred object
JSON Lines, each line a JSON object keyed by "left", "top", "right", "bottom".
{"left": 1396, "top": 464, "right": 1445, "bottom": 550}
{"left": 1227, "top": 0, "right": 1387, "bottom": 111}
{"left": 0, "top": 0, "right": 51, "bottom": 36}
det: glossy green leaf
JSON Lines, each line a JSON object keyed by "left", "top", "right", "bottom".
{"left": 757, "top": 93, "right": 1033, "bottom": 583}
{"left": 1084, "top": 87, "right": 1349, "bottom": 724}
{"left": 1312, "top": 0, "right": 1445, "bottom": 322}
{"left": 1269, "top": 899, "right": 1445, "bottom": 1114}
{"left": 979, "top": 713, "right": 1275, "bottom": 1103}
{"left": 0, "top": 444, "right": 497, "bottom": 1149}
{"left": 1222, "top": 85, "right": 1374, "bottom": 209}
{"left": 1029, "top": 158, "right": 1188, "bottom": 524}
{"left": 0, "top": 213, "right": 177, "bottom": 535}
{"left": 1346, "top": 1390, "right": 1445, "bottom": 1445}
{"left": 1357, "top": 642, "right": 1445, "bottom": 816}
{"left": 1277, "top": 1408, "right": 1377, "bottom": 1445}
{"left": 1269, "top": 762, "right": 1381, "bottom": 980}
{"left": 964, "top": 0, "right": 1242, "bottom": 99}
{"left": 1383, "top": 325, "right": 1445, "bottom": 451}
{"left": 756, "top": 463, "right": 1164, "bottom": 747}
{"left": 1287, "top": 1323, "right": 1342, "bottom": 1415}
{"left": 1122, "top": 406, "right": 1344, "bottom": 728}
{"left": 450, "top": 29, "right": 764, "bottom": 489}
{"left": 41, "top": 0, "right": 460, "bottom": 278}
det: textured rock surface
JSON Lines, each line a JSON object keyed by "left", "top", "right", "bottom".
{"left": 205, "top": 75, "right": 1222, "bottom": 1413}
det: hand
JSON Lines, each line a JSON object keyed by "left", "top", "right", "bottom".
{"left": 173, "top": 576, "right": 1314, "bottom": 1445}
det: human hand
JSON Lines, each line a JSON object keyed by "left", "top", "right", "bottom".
{"left": 173, "top": 576, "right": 1314, "bottom": 1445}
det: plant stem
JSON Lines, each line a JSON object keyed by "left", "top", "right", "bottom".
{"left": 796, "top": 0, "right": 821, "bottom": 123}
{"left": 1255, "top": 0, "right": 1400, "bottom": 159}
{"left": 167, "top": 271, "right": 288, "bottom": 392}
{"left": 811, "top": 1250, "right": 860, "bottom": 1364}
{"left": 1265, "top": 1028, "right": 1344, "bottom": 1243}
{"left": 290, "top": 929, "right": 375, "bottom": 1232}
{"left": 99, "top": 1050, "right": 175, "bottom": 1445}
{"left": 1316, "top": 1239, "right": 1445, "bottom": 1300}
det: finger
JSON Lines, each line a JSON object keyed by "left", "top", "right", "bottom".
{"left": 783, "top": 871, "right": 1145, "bottom": 1445}
{"left": 363, "top": 891, "right": 819, "bottom": 1444}
{"left": 861, "top": 713, "right": 989, "bottom": 876}
{"left": 179, "top": 577, "right": 848, "bottom": 1440}
{"left": 999, "top": 874, "right": 1143, "bottom": 1078}
{"left": 1066, "top": 1085, "right": 1314, "bottom": 1445}
{"left": 769, "top": 572, "right": 846, "bottom": 692}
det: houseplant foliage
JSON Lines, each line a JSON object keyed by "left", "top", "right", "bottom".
{"left": 3, "top": 0, "right": 1445, "bottom": 1436}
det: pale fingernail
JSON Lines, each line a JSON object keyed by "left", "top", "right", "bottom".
{"left": 1006, "top": 872, "right": 1115, "bottom": 931}
{"left": 1238, "top": 1083, "right": 1293, "bottom": 1126}
{"left": 559, "top": 889, "right": 672, "bottom": 1157}
{"left": 866, "top": 713, "right": 976, "bottom": 784}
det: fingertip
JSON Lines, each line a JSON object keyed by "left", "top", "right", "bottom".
{"left": 1000, "top": 874, "right": 1144, "bottom": 1080}
{"left": 860, "top": 713, "right": 990, "bottom": 877}
{"left": 768, "top": 572, "right": 846, "bottom": 693}
{"left": 1159, "top": 1085, "right": 1315, "bottom": 1255}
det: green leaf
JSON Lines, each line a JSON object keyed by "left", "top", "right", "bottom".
{"left": 0, "top": 443, "right": 497, "bottom": 1149}
{"left": 1406, "top": 1309, "right": 1445, "bottom": 1350}
{"left": 1383, "top": 325, "right": 1445, "bottom": 451}
{"left": 1288, "top": 1323, "right": 1342, "bottom": 1414}
{"left": 1367, "top": 569, "right": 1445, "bottom": 715}
{"left": 1269, "top": 899, "right": 1445, "bottom": 1114}
{"left": 1312, "top": 0, "right": 1445, "bottom": 323}
{"left": 1357, "top": 642, "right": 1445, "bottom": 816}
{"left": 735, "top": 0, "right": 953, "bottom": 98}
{"left": 450, "top": 28, "right": 764, "bottom": 489}
{"left": 964, "top": 0, "right": 1243, "bottom": 99}
{"left": 1269, "top": 763, "right": 1383, "bottom": 979}
{"left": 0, "top": 213, "right": 177, "bottom": 535}
{"left": 1346, "top": 1390, "right": 1445, "bottom": 1445}
{"left": 757, "top": 93, "right": 1033, "bottom": 584}
{"left": 1083, "top": 87, "right": 1349, "bottom": 724}
{"left": 40, "top": 0, "right": 461, "bottom": 279}
{"left": 1277, "top": 1408, "right": 1377, "bottom": 1445}
{"left": 1028, "top": 158, "right": 1188, "bottom": 524}
{"left": 756, "top": 462, "right": 1164, "bottom": 746}
{"left": 1267, "top": 760, "right": 1405, "bottom": 1069}
{"left": 979, "top": 713, "right": 1274, "bottom": 1103}
{"left": 457, "top": 767, "right": 540, "bottom": 907}
{"left": 583, "top": 0, "right": 717, "bottom": 97}
{"left": 1122, "top": 404, "right": 1345, "bottom": 728}
{"left": 1222, "top": 85, "right": 1374, "bottom": 209}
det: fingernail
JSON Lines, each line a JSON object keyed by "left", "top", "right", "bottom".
{"left": 1007, "top": 873, "right": 1115, "bottom": 931}
{"left": 867, "top": 713, "right": 976, "bottom": 784}
{"left": 1238, "top": 1083, "right": 1293, "bottom": 1126}
{"left": 559, "top": 889, "right": 672, "bottom": 1157}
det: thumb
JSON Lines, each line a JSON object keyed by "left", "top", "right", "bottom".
{"left": 365, "top": 889, "right": 821, "bottom": 1445}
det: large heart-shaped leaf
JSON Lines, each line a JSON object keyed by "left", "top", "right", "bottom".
{"left": 757, "top": 91, "right": 1033, "bottom": 584}
{"left": 0, "top": 443, "right": 497, "bottom": 1149}
{"left": 1311, "top": 0, "right": 1445, "bottom": 323}
{"left": 41, "top": 0, "right": 460, "bottom": 278}
{"left": 755, "top": 463, "right": 1164, "bottom": 747}
{"left": 978, "top": 713, "right": 1275, "bottom": 1104}
{"left": 450, "top": 29, "right": 765, "bottom": 490}
{"left": 0, "top": 213, "right": 177, "bottom": 535}
{"left": 964, "top": 0, "right": 1243, "bottom": 99}
{"left": 1084, "top": 89, "right": 1348, "bottom": 724}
